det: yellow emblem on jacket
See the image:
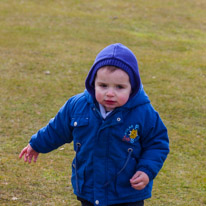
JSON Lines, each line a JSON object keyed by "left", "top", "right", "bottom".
{"left": 129, "top": 129, "right": 138, "bottom": 139}
{"left": 123, "top": 124, "right": 140, "bottom": 143}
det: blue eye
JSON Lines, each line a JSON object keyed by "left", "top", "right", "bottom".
{"left": 117, "top": 85, "right": 124, "bottom": 89}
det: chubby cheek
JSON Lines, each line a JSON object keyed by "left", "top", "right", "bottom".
{"left": 95, "top": 91, "right": 104, "bottom": 104}
{"left": 117, "top": 95, "right": 130, "bottom": 106}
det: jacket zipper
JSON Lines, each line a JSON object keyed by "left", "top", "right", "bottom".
{"left": 104, "top": 148, "right": 133, "bottom": 189}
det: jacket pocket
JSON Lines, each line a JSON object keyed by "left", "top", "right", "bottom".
{"left": 70, "top": 116, "right": 89, "bottom": 140}
{"left": 71, "top": 116, "right": 89, "bottom": 127}
{"left": 116, "top": 156, "right": 138, "bottom": 198}
{"left": 71, "top": 158, "right": 86, "bottom": 194}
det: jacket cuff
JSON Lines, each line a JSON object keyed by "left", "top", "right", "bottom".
{"left": 136, "top": 166, "right": 155, "bottom": 181}
{"left": 29, "top": 139, "right": 40, "bottom": 153}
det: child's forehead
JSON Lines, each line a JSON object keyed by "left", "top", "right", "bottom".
{"left": 97, "top": 66, "right": 123, "bottom": 73}
{"left": 96, "top": 66, "right": 130, "bottom": 82}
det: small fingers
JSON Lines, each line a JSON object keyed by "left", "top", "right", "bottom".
{"left": 24, "top": 153, "right": 28, "bottom": 162}
{"left": 19, "top": 145, "right": 39, "bottom": 164}
{"left": 130, "top": 171, "right": 149, "bottom": 190}
{"left": 131, "top": 182, "right": 145, "bottom": 190}
{"left": 24, "top": 153, "right": 33, "bottom": 163}
{"left": 130, "top": 171, "right": 141, "bottom": 181}
{"left": 28, "top": 155, "right": 33, "bottom": 164}
{"left": 130, "top": 175, "right": 141, "bottom": 185}
{"left": 19, "top": 147, "right": 27, "bottom": 159}
{"left": 33, "top": 154, "right": 39, "bottom": 163}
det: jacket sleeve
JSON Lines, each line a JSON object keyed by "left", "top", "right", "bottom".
{"left": 137, "top": 106, "right": 169, "bottom": 180}
{"left": 29, "top": 99, "right": 73, "bottom": 153}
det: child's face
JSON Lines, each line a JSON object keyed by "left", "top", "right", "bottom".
{"left": 94, "top": 66, "right": 131, "bottom": 111}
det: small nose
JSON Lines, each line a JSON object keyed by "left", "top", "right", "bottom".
{"left": 106, "top": 88, "right": 115, "bottom": 96}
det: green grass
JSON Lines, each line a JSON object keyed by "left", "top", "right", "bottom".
{"left": 0, "top": 0, "right": 206, "bottom": 205}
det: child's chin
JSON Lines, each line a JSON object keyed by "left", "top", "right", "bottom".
{"left": 105, "top": 106, "right": 115, "bottom": 111}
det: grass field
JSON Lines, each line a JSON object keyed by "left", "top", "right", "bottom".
{"left": 0, "top": 0, "right": 206, "bottom": 205}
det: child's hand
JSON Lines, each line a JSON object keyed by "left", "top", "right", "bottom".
{"left": 130, "top": 171, "right": 149, "bottom": 190}
{"left": 19, "top": 144, "right": 39, "bottom": 163}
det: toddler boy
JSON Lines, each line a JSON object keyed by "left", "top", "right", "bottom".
{"left": 20, "top": 43, "right": 169, "bottom": 206}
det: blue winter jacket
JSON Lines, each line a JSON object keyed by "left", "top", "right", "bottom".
{"left": 30, "top": 87, "right": 169, "bottom": 206}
